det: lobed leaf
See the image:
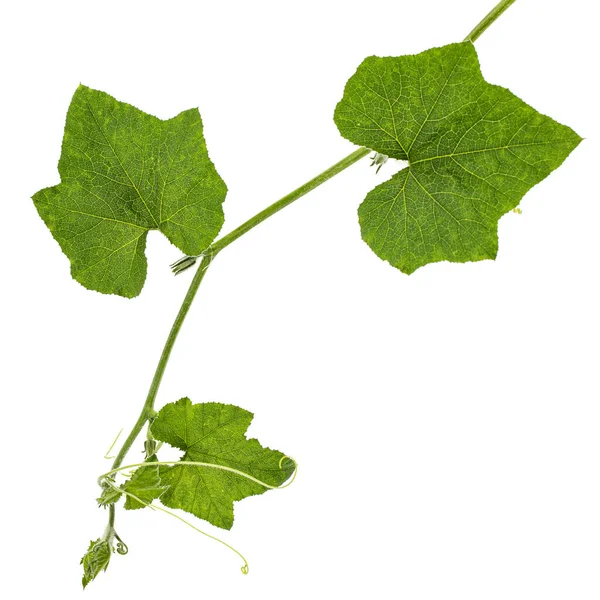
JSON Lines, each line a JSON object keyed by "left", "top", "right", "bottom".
{"left": 334, "top": 42, "right": 581, "bottom": 273}
{"left": 32, "top": 85, "right": 227, "bottom": 297}
{"left": 151, "top": 398, "right": 295, "bottom": 530}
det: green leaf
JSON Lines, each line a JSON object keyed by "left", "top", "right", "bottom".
{"left": 32, "top": 85, "right": 227, "bottom": 297}
{"left": 97, "top": 483, "right": 122, "bottom": 507}
{"left": 122, "top": 465, "right": 168, "bottom": 510}
{"left": 334, "top": 42, "right": 581, "bottom": 273}
{"left": 151, "top": 398, "right": 295, "bottom": 530}
{"left": 81, "top": 538, "right": 112, "bottom": 589}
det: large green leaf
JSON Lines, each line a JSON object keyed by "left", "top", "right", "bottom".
{"left": 151, "top": 398, "right": 295, "bottom": 530}
{"left": 33, "top": 85, "right": 226, "bottom": 297}
{"left": 334, "top": 42, "right": 581, "bottom": 273}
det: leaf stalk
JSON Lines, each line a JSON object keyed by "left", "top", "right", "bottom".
{"left": 465, "top": 0, "right": 518, "bottom": 43}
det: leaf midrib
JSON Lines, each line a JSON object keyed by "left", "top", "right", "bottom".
{"left": 85, "top": 99, "right": 159, "bottom": 228}
{"left": 410, "top": 140, "right": 559, "bottom": 166}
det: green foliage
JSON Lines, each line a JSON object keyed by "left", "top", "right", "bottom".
{"left": 81, "top": 538, "right": 112, "bottom": 589}
{"left": 29, "top": 0, "right": 582, "bottom": 588}
{"left": 97, "top": 465, "right": 167, "bottom": 509}
{"left": 97, "top": 484, "right": 122, "bottom": 507}
{"left": 32, "top": 85, "right": 227, "bottom": 298}
{"left": 122, "top": 465, "right": 168, "bottom": 510}
{"left": 151, "top": 398, "right": 296, "bottom": 530}
{"left": 334, "top": 42, "right": 581, "bottom": 273}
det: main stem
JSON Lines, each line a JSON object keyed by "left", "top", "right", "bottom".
{"left": 108, "top": 0, "right": 518, "bottom": 490}
{"left": 111, "top": 253, "right": 213, "bottom": 470}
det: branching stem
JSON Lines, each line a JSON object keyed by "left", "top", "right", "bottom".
{"left": 106, "top": 0, "right": 518, "bottom": 532}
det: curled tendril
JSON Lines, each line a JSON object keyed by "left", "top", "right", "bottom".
{"left": 113, "top": 532, "right": 129, "bottom": 555}
{"left": 277, "top": 455, "right": 298, "bottom": 488}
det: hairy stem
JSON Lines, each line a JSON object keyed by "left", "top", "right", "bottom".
{"left": 210, "top": 147, "right": 370, "bottom": 253}
{"left": 111, "top": 253, "right": 213, "bottom": 470}
{"left": 465, "top": 0, "right": 518, "bottom": 43}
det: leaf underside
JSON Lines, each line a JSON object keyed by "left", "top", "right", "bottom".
{"left": 32, "top": 85, "right": 227, "bottom": 297}
{"left": 151, "top": 398, "right": 295, "bottom": 530}
{"left": 334, "top": 42, "right": 581, "bottom": 273}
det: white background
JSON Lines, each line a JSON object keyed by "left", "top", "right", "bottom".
{"left": 1, "top": 0, "right": 598, "bottom": 598}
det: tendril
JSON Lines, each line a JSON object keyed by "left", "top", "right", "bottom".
{"left": 104, "top": 428, "right": 124, "bottom": 460}
{"left": 113, "top": 531, "right": 129, "bottom": 555}
{"left": 96, "top": 454, "right": 296, "bottom": 574}
{"left": 103, "top": 479, "right": 249, "bottom": 574}
{"left": 97, "top": 456, "right": 298, "bottom": 491}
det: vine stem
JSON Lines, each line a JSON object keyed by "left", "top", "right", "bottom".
{"left": 107, "top": 0, "right": 519, "bottom": 521}
{"left": 465, "top": 0, "right": 518, "bottom": 43}
{"left": 211, "top": 147, "right": 371, "bottom": 254}
{"left": 110, "top": 252, "right": 212, "bottom": 471}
